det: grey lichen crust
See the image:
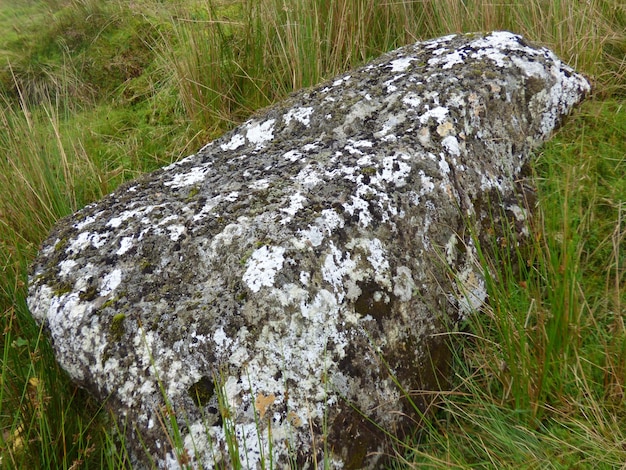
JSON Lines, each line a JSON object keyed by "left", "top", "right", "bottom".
{"left": 28, "top": 32, "right": 589, "bottom": 469}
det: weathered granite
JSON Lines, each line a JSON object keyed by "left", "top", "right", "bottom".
{"left": 27, "top": 32, "right": 589, "bottom": 469}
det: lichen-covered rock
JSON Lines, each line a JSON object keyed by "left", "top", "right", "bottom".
{"left": 28, "top": 32, "right": 589, "bottom": 469}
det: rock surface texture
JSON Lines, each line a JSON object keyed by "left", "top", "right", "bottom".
{"left": 28, "top": 32, "right": 589, "bottom": 469}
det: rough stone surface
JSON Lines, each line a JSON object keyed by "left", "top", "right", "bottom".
{"left": 28, "top": 32, "right": 589, "bottom": 469}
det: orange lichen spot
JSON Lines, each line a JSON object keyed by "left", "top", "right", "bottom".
{"left": 254, "top": 392, "right": 276, "bottom": 419}
{"left": 287, "top": 410, "right": 302, "bottom": 427}
{"left": 436, "top": 121, "right": 454, "bottom": 137}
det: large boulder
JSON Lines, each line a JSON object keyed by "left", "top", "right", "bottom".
{"left": 28, "top": 32, "right": 589, "bottom": 469}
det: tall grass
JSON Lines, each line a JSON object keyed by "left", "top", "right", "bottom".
{"left": 0, "top": 90, "right": 122, "bottom": 467}
{"left": 159, "top": 0, "right": 625, "bottom": 143}
{"left": 160, "top": 0, "right": 624, "bottom": 141}
{"left": 0, "top": 0, "right": 624, "bottom": 468}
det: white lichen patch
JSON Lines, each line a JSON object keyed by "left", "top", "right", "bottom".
{"left": 342, "top": 194, "right": 373, "bottom": 227}
{"left": 345, "top": 139, "right": 373, "bottom": 156}
{"left": 248, "top": 178, "right": 270, "bottom": 190}
{"left": 280, "top": 192, "right": 307, "bottom": 223}
{"left": 419, "top": 106, "right": 449, "bottom": 125}
{"left": 66, "top": 231, "right": 109, "bottom": 255}
{"left": 73, "top": 215, "right": 97, "bottom": 231}
{"left": 393, "top": 266, "right": 415, "bottom": 302}
{"left": 349, "top": 139, "right": 373, "bottom": 149}
{"left": 331, "top": 75, "right": 351, "bottom": 88}
{"left": 438, "top": 154, "right": 451, "bottom": 176}
{"left": 162, "top": 154, "right": 196, "bottom": 171}
{"left": 470, "top": 31, "right": 534, "bottom": 57}
{"left": 283, "top": 150, "right": 304, "bottom": 162}
{"left": 163, "top": 163, "right": 211, "bottom": 189}
{"left": 284, "top": 106, "right": 314, "bottom": 126}
{"left": 192, "top": 196, "right": 223, "bottom": 222}
{"left": 116, "top": 236, "right": 134, "bottom": 256}
{"left": 319, "top": 209, "right": 345, "bottom": 234}
{"left": 243, "top": 245, "right": 286, "bottom": 293}
{"left": 419, "top": 169, "right": 435, "bottom": 194}
{"left": 158, "top": 214, "right": 179, "bottom": 226}
{"left": 374, "top": 114, "right": 405, "bottom": 138}
{"left": 223, "top": 191, "right": 239, "bottom": 202}
{"left": 480, "top": 173, "right": 504, "bottom": 192}
{"left": 322, "top": 242, "right": 359, "bottom": 297}
{"left": 512, "top": 55, "right": 548, "bottom": 79}
{"left": 424, "top": 33, "right": 456, "bottom": 49}
{"left": 442, "top": 135, "right": 461, "bottom": 157}
{"left": 374, "top": 154, "right": 412, "bottom": 188}
{"left": 293, "top": 166, "right": 322, "bottom": 188}
{"left": 246, "top": 119, "right": 276, "bottom": 147}
{"left": 508, "top": 204, "right": 530, "bottom": 237}
{"left": 300, "top": 271, "right": 311, "bottom": 285}
{"left": 383, "top": 74, "right": 405, "bottom": 93}
{"left": 428, "top": 49, "right": 465, "bottom": 69}
{"left": 101, "top": 269, "right": 122, "bottom": 296}
{"left": 332, "top": 151, "right": 414, "bottom": 229}
{"left": 44, "top": 293, "right": 89, "bottom": 381}
{"left": 364, "top": 238, "right": 390, "bottom": 281}
{"left": 289, "top": 288, "right": 350, "bottom": 371}
{"left": 213, "top": 326, "right": 232, "bottom": 350}
{"left": 297, "top": 225, "right": 324, "bottom": 247}
{"left": 106, "top": 205, "right": 159, "bottom": 229}
{"left": 166, "top": 224, "right": 185, "bottom": 242}
{"left": 335, "top": 101, "right": 377, "bottom": 139}
{"left": 402, "top": 92, "right": 421, "bottom": 108}
{"left": 220, "top": 133, "right": 245, "bottom": 151}
{"left": 388, "top": 57, "right": 416, "bottom": 72}
{"left": 58, "top": 259, "right": 77, "bottom": 277}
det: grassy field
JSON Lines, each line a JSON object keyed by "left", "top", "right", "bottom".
{"left": 1, "top": 0, "right": 624, "bottom": 468}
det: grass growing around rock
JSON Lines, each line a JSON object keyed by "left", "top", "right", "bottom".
{"left": 397, "top": 100, "right": 626, "bottom": 468}
{"left": 1, "top": 0, "right": 624, "bottom": 468}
